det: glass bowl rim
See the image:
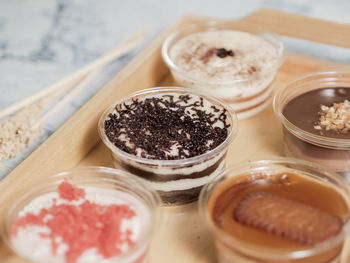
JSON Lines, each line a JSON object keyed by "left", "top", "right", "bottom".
{"left": 98, "top": 86, "right": 238, "bottom": 167}
{"left": 161, "top": 19, "right": 286, "bottom": 85}
{"left": 198, "top": 157, "right": 350, "bottom": 260}
{"left": 1, "top": 166, "right": 162, "bottom": 262}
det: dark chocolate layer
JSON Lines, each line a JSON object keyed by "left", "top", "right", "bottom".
{"left": 158, "top": 185, "right": 203, "bottom": 204}
{"left": 283, "top": 127, "right": 350, "bottom": 173}
{"left": 119, "top": 154, "right": 225, "bottom": 182}
{"left": 209, "top": 172, "right": 349, "bottom": 251}
{"left": 283, "top": 87, "right": 350, "bottom": 139}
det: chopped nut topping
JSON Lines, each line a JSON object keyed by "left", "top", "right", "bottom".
{"left": 0, "top": 102, "right": 46, "bottom": 169}
{"left": 314, "top": 100, "right": 350, "bottom": 134}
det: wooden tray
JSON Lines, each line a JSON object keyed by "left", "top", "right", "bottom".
{"left": 1, "top": 8, "right": 350, "bottom": 263}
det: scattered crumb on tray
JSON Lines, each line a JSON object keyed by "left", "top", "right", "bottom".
{"left": 0, "top": 104, "right": 44, "bottom": 169}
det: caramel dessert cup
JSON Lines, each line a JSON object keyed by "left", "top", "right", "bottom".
{"left": 2, "top": 167, "right": 160, "bottom": 263}
{"left": 199, "top": 158, "right": 350, "bottom": 263}
{"left": 99, "top": 87, "right": 237, "bottom": 205}
{"left": 162, "top": 20, "right": 285, "bottom": 119}
{"left": 274, "top": 72, "right": 350, "bottom": 180}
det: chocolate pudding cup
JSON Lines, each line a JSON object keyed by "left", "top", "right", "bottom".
{"left": 273, "top": 72, "right": 350, "bottom": 180}
{"left": 199, "top": 158, "right": 350, "bottom": 263}
{"left": 2, "top": 167, "right": 161, "bottom": 263}
{"left": 99, "top": 87, "right": 237, "bottom": 205}
{"left": 162, "top": 20, "right": 285, "bottom": 119}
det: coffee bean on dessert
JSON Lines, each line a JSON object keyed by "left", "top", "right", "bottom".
{"left": 216, "top": 48, "right": 234, "bottom": 58}
{"left": 234, "top": 192, "right": 342, "bottom": 245}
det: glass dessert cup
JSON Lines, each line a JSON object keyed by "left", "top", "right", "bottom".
{"left": 98, "top": 87, "right": 238, "bottom": 205}
{"left": 162, "top": 19, "right": 285, "bottom": 119}
{"left": 273, "top": 71, "right": 350, "bottom": 180}
{"left": 1, "top": 166, "right": 161, "bottom": 263}
{"left": 199, "top": 158, "right": 350, "bottom": 263}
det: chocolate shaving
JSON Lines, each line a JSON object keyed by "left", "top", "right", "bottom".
{"left": 248, "top": 66, "right": 257, "bottom": 74}
{"left": 200, "top": 48, "right": 216, "bottom": 64}
{"left": 234, "top": 192, "right": 343, "bottom": 245}
{"left": 104, "top": 94, "right": 229, "bottom": 160}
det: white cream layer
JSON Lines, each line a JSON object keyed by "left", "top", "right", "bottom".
{"left": 11, "top": 187, "right": 151, "bottom": 263}
{"left": 148, "top": 159, "right": 225, "bottom": 192}
{"left": 113, "top": 146, "right": 225, "bottom": 175}
{"left": 168, "top": 30, "right": 281, "bottom": 113}
{"left": 172, "top": 69, "right": 275, "bottom": 99}
{"left": 227, "top": 82, "right": 274, "bottom": 111}
{"left": 170, "top": 30, "right": 279, "bottom": 84}
{"left": 113, "top": 156, "right": 225, "bottom": 192}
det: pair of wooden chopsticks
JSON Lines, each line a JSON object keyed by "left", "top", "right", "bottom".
{"left": 0, "top": 28, "right": 147, "bottom": 125}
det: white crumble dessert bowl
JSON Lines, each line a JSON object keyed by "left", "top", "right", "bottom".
{"left": 1, "top": 167, "right": 161, "bottom": 263}
{"left": 98, "top": 87, "right": 238, "bottom": 205}
{"left": 162, "top": 20, "right": 285, "bottom": 119}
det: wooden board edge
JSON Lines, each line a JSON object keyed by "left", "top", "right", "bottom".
{"left": 244, "top": 8, "right": 350, "bottom": 49}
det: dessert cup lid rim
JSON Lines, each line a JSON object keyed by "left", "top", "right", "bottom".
{"left": 161, "top": 19, "right": 286, "bottom": 85}
{"left": 198, "top": 157, "right": 350, "bottom": 260}
{"left": 1, "top": 166, "right": 161, "bottom": 263}
{"left": 273, "top": 71, "right": 350, "bottom": 149}
{"left": 98, "top": 87, "right": 238, "bottom": 166}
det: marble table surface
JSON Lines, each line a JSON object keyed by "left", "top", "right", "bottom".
{"left": 1, "top": 0, "right": 350, "bottom": 178}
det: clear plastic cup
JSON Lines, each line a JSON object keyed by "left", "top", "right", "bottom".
{"left": 273, "top": 71, "right": 350, "bottom": 180}
{"left": 199, "top": 158, "right": 350, "bottom": 263}
{"left": 162, "top": 19, "right": 285, "bottom": 119}
{"left": 1, "top": 166, "right": 161, "bottom": 263}
{"left": 98, "top": 87, "right": 238, "bottom": 205}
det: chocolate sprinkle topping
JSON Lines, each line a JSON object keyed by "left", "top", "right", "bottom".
{"left": 216, "top": 48, "right": 234, "bottom": 58}
{"left": 104, "top": 94, "right": 230, "bottom": 160}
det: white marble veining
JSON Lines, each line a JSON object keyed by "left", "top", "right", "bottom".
{"left": 0, "top": 0, "right": 350, "bottom": 178}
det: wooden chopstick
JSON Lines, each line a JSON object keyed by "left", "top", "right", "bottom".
{"left": 39, "top": 75, "right": 86, "bottom": 109}
{"left": 0, "top": 27, "right": 147, "bottom": 119}
{"left": 36, "top": 67, "right": 102, "bottom": 126}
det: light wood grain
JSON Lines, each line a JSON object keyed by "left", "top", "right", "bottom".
{"left": 1, "top": 9, "right": 350, "bottom": 263}
{"left": 37, "top": 68, "right": 103, "bottom": 126}
{"left": 244, "top": 8, "right": 350, "bottom": 49}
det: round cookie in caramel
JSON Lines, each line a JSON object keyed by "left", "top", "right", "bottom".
{"left": 210, "top": 173, "right": 348, "bottom": 248}
{"left": 200, "top": 159, "right": 350, "bottom": 263}
{"left": 99, "top": 87, "right": 237, "bottom": 205}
